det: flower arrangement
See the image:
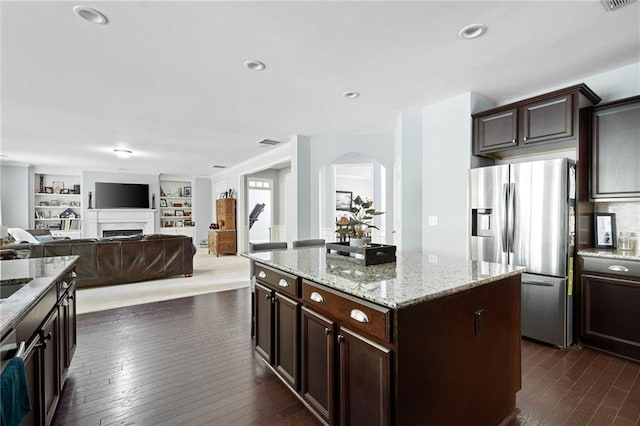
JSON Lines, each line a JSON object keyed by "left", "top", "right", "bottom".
{"left": 337, "top": 195, "right": 384, "bottom": 239}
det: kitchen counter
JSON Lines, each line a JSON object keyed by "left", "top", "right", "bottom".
{"left": 0, "top": 255, "right": 78, "bottom": 337}
{"left": 578, "top": 248, "right": 640, "bottom": 261}
{"left": 243, "top": 247, "right": 525, "bottom": 309}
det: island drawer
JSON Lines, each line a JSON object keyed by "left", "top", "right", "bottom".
{"left": 302, "top": 280, "right": 391, "bottom": 343}
{"left": 581, "top": 256, "right": 640, "bottom": 279}
{"left": 255, "top": 263, "right": 300, "bottom": 298}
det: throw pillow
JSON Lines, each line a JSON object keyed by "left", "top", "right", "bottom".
{"left": 7, "top": 228, "right": 40, "bottom": 244}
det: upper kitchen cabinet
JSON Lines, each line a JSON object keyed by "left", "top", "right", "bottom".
{"left": 473, "top": 84, "right": 601, "bottom": 158}
{"left": 590, "top": 95, "right": 640, "bottom": 200}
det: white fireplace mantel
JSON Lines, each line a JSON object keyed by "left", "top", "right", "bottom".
{"left": 85, "top": 209, "right": 156, "bottom": 238}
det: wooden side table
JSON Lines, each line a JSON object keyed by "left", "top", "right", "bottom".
{"left": 208, "top": 230, "right": 237, "bottom": 256}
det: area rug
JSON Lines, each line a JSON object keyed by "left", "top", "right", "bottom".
{"left": 76, "top": 249, "right": 250, "bottom": 314}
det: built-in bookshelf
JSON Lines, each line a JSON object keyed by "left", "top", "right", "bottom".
{"left": 159, "top": 178, "right": 194, "bottom": 238}
{"left": 33, "top": 173, "right": 82, "bottom": 238}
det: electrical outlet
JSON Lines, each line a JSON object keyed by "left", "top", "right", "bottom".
{"left": 428, "top": 254, "right": 438, "bottom": 263}
{"left": 428, "top": 216, "right": 438, "bottom": 226}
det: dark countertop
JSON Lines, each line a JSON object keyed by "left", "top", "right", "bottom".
{"left": 0, "top": 256, "right": 78, "bottom": 337}
{"left": 242, "top": 247, "right": 525, "bottom": 309}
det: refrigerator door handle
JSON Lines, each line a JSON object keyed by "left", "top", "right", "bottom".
{"left": 502, "top": 183, "right": 509, "bottom": 252}
{"left": 508, "top": 183, "right": 516, "bottom": 250}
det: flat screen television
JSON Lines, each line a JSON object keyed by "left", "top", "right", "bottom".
{"left": 95, "top": 182, "right": 149, "bottom": 209}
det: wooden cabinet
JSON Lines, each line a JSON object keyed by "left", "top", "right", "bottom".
{"left": 473, "top": 84, "right": 600, "bottom": 158}
{"left": 253, "top": 260, "right": 521, "bottom": 425}
{"left": 590, "top": 95, "right": 640, "bottom": 200}
{"left": 208, "top": 230, "right": 236, "bottom": 256}
{"left": 216, "top": 198, "right": 236, "bottom": 230}
{"left": 579, "top": 256, "right": 640, "bottom": 361}
{"left": 255, "top": 266, "right": 301, "bottom": 390}
{"left": 10, "top": 264, "right": 78, "bottom": 426}
{"left": 338, "top": 327, "right": 391, "bottom": 426}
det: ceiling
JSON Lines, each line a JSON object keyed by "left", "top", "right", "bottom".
{"left": 1, "top": 1, "right": 639, "bottom": 177}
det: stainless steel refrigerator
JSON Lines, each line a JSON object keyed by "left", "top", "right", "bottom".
{"left": 470, "top": 158, "right": 575, "bottom": 347}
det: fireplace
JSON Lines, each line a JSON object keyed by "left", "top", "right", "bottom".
{"left": 103, "top": 229, "right": 143, "bottom": 238}
{"left": 85, "top": 209, "right": 156, "bottom": 238}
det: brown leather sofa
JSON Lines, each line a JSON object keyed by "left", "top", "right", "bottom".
{"left": 19, "top": 234, "right": 195, "bottom": 288}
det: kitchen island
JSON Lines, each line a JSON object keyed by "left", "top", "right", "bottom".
{"left": 1, "top": 256, "right": 78, "bottom": 426}
{"left": 244, "top": 248, "right": 525, "bottom": 425}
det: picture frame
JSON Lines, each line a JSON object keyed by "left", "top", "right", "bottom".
{"left": 160, "top": 199, "right": 167, "bottom": 207}
{"left": 183, "top": 186, "right": 191, "bottom": 197}
{"left": 594, "top": 213, "right": 617, "bottom": 248}
{"left": 175, "top": 210, "right": 184, "bottom": 217}
{"left": 44, "top": 187, "right": 53, "bottom": 194}
{"left": 336, "top": 191, "right": 353, "bottom": 211}
{"left": 52, "top": 181, "right": 64, "bottom": 194}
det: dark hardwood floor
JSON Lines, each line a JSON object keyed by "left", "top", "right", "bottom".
{"left": 53, "top": 289, "right": 640, "bottom": 425}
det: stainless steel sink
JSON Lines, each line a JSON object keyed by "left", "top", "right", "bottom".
{"left": 0, "top": 277, "right": 34, "bottom": 299}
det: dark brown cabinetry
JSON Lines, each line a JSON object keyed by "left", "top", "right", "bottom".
{"left": 10, "top": 263, "right": 78, "bottom": 426}
{"left": 590, "top": 95, "right": 640, "bottom": 200}
{"left": 254, "top": 260, "right": 521, "bottom": 425}
{"left": 254, "top": 265, "right": 301, "bottom": 390}
{"left": 473, "top": 84, "right": 600, "bottom": 158}
{"left": 579, "top": 256, "right": 640, "bottom": 361}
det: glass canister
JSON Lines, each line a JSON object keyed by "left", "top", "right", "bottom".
{"left": 618, "top": 232, "right": 637, "bottom": 251}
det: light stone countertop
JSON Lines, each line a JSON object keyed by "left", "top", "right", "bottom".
{"left": 578, "top": 248, "right": 640, "bottom": 261}
{"left": 242, "top": 248, "right": 525, "bottom": 309}
{"left": 0, "top": 256, "right": 78, "bottom": 337}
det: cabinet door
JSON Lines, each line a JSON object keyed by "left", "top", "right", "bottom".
{"left": 301, "top": 307, "right": 335, "bottom": 425}
{"left": 20, "top": 340, "right": 41, "bottom": 426}
{"left": 591, "top": 99, "right": 640, "bottom": 199}
{"left": 338, "top": 327, "right": 391, "bottom": 426}
{"left": 41, "top": 308, "right": 60, "bottom": 426}
{"left": 581, "top": 274, "right": 640, "bottom": 361}
{"left": 521, "top": 94, "right": 573, "bottom": 145}
{"left": 274, "top": 293, "right": 300, "bottom": 390}
{"left": 255, "top": 283, "right": 274, "bottom": 362}
{"left": 475, "top": 109, "right": 518, "bottom": 153}
{"left": 61, "top": 286, "right": 77, "bottom": 382}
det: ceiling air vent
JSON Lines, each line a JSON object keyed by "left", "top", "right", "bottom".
{"left": 211, "top": 165, "right": 227, "bottom": 169}
{"left": 257, "top": 139, "right": 281, "bottom": 146}
{"left": 601, "top": 0, "right": 636, "bottom": 10}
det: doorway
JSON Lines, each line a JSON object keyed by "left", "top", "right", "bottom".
{"left": 248, "top": 178, "right": 273, "bottom": 243}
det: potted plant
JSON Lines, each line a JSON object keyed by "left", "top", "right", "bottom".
{"left": 337, "top": 195, "right": 384, "bottom": 247}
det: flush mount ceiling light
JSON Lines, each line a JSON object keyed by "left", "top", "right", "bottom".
{"left": 244, "top": 60, "right": 266, "bottom": 71}
{"left": 343, "top": 91, "right": 360, "bottom": 99}
{"left": 113, "top": 148, "right": 132, "bottom": 158}
{"left": 458, "top": 24, "right": 487, "bottom": 40}
{"left": 73, "top": 6, "right": 109, "bottom": 25}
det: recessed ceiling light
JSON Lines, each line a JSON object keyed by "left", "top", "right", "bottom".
{"left": 343, "top": 91, "right": 360, "bottom": 99}
{"left": 113, "top": 148, "right": 132, "bottom": 158}
{"left": 244, "top": 60, "right": 266, "bottom": 71}
{"left": 458, "top": 24, "right": 487, "bottom": 40}
{"left": 73, "top": 6, "right": 109, "bottom": 25}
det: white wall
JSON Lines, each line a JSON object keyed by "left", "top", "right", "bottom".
{"left": 0, "top": 164, "right": 30, "bottom": 229}
{"left": 394, "top": 107, "right": 423, "bottom": 252}
{"left": 193, "top": 177, "right": 211, "bottom": 246}
{"left": 422, "top": 93, "right": 474, "bottom": 258}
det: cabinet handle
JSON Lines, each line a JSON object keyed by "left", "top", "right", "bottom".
{"left": 608, "top": 265, "right": 629, "bottom": 272}
{"left": 62, "top": 281, "right": 69, "bottom": 289}
{"left": 523, "top": 136, "right": 528, "bottom": 141}
{"left": 68, "top": 294, "right": 75, "bottom": 300}
{"left": 511, "top": 139, "right": 516, "bottom": 143}
{"left": 265, "top": 294, "right": 271, "bottom": 300}
{"left": 350, "top": 309, "right": 369, "bottom": 323}
{"left": 44, "top": 332, "right": 53, "bottom": 341}
{"left": 337, "top": 335, "right": 344, "bottom": 343}
{"left": 258, "top": 271, "right": 267, "bottom": 279}
{"left": 71, "top": 271, "right": 77, "bottom": 278}
{"left": 278, "top": 279, "right": 289, "bottom": 288}
{"left": 310, "top": 292, "right": 324, "bottom": 303}
{"left": 324, "top": 328, "right": 331, "bottom": 336}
